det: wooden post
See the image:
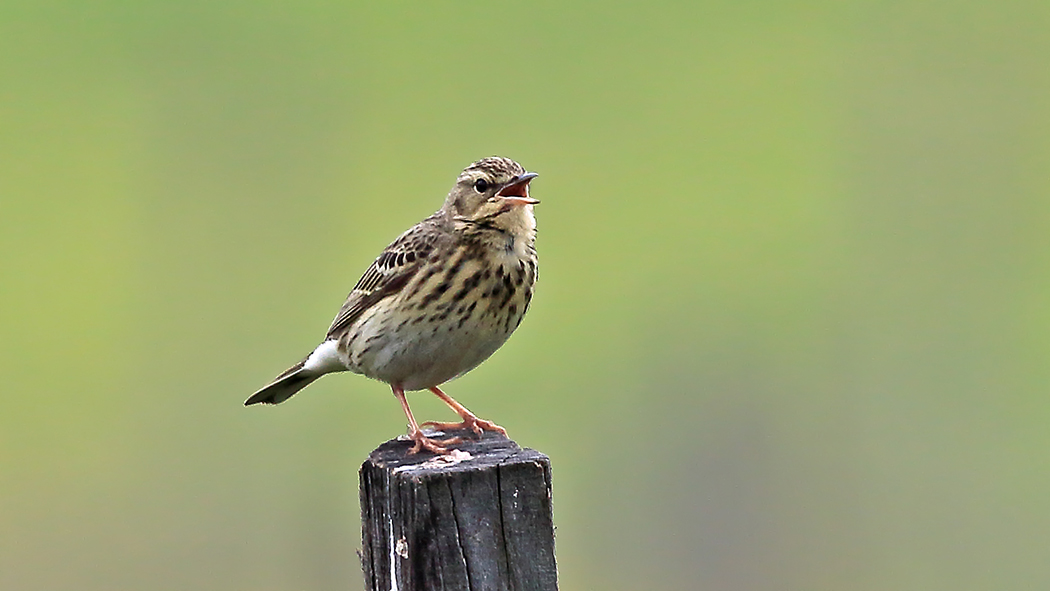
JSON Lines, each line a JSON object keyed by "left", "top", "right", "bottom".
{"left": 359, "top": 430, "right": 558, "bottom": 591}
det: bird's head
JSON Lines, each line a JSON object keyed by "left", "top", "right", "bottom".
{"left": 444, "top": 157, "right": 538, "bottom": 235}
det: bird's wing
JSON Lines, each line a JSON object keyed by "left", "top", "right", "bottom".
{"left": 325, "top": 221, "right": 440, "bottom": 339}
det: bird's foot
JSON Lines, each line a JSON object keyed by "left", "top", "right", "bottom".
{"left": 407, "top": 429, "right": 463, "bottom": 455}
{"left": 421, "top": 415, "right": 507, "bottom": 439}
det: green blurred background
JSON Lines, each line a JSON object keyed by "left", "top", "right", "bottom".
{"left": 3, "top": 2, "right": 1048, "bottom": 590}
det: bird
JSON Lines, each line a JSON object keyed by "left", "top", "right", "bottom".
{"left": 245, "top": 156, "right": 539, "bottom": 455}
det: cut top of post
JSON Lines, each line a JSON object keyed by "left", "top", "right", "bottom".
{"left": 366, "top": 430, "right": 548, "bottom": 476}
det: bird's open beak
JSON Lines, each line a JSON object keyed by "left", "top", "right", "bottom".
{"left": 497, "top": 172, "right": 539, "bottom": 205}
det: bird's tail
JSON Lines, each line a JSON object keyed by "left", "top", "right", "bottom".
{"left": 244, "top": 357, "right": 321, "bottom": 406}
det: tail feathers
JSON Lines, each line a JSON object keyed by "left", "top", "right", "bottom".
{"left": 245, "top": 357, "right": 321, "bottom": 406}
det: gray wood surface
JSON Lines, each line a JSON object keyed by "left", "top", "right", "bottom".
{"left": 360, "top": 431, "right": 558, "bottom": 591}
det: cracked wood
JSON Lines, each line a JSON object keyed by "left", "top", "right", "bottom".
{"left": 360, "top": 431, "right": 558, "bottom": 591}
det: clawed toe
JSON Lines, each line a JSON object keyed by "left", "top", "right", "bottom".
{"left": 473, "top": 417, "right": 507, "bottom": 437}
{"left": 408, "top": 431, "right": 464, "bottom": 455}
{"left": 421, "top": 420, "right": 482, "bottom": 437}
{"left": 421, "top": 417, "right": 506, "bottom": 439}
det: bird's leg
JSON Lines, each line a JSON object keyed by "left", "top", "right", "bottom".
{"left": 393, "top": 385, "right": 460, "bottom": 455}
{"left": 420, "top": 386, "right": 508, "bottom": 439}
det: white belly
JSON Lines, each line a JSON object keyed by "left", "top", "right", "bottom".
{"left": 339, "top": 287, "right": 524, "bottom": 391}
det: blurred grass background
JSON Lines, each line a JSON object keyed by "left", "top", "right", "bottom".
{"left": 2, "top": 1, "right": 1049, "bottom": 590}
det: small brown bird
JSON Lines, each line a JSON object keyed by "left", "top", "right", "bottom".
{"left": 246, "top": 157, "right": 539, "bottom": 454}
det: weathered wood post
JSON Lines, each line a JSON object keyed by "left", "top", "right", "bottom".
{"left": 360, "top": 430, "right": 558, "bottom": 591}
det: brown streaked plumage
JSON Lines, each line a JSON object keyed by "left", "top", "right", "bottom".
{"left": 246, "top": 157, "right": 539, "bottom": 454}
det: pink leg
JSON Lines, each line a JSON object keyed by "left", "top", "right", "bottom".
{"left": 393, "top": 385, "right": 460, "bottom": 455}
{"left": 420, "top": 386, "right": 508, "bottom": 438}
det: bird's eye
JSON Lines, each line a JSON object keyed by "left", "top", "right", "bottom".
{"left": 473, "top": 178, "right": 489, "bottom": 193}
